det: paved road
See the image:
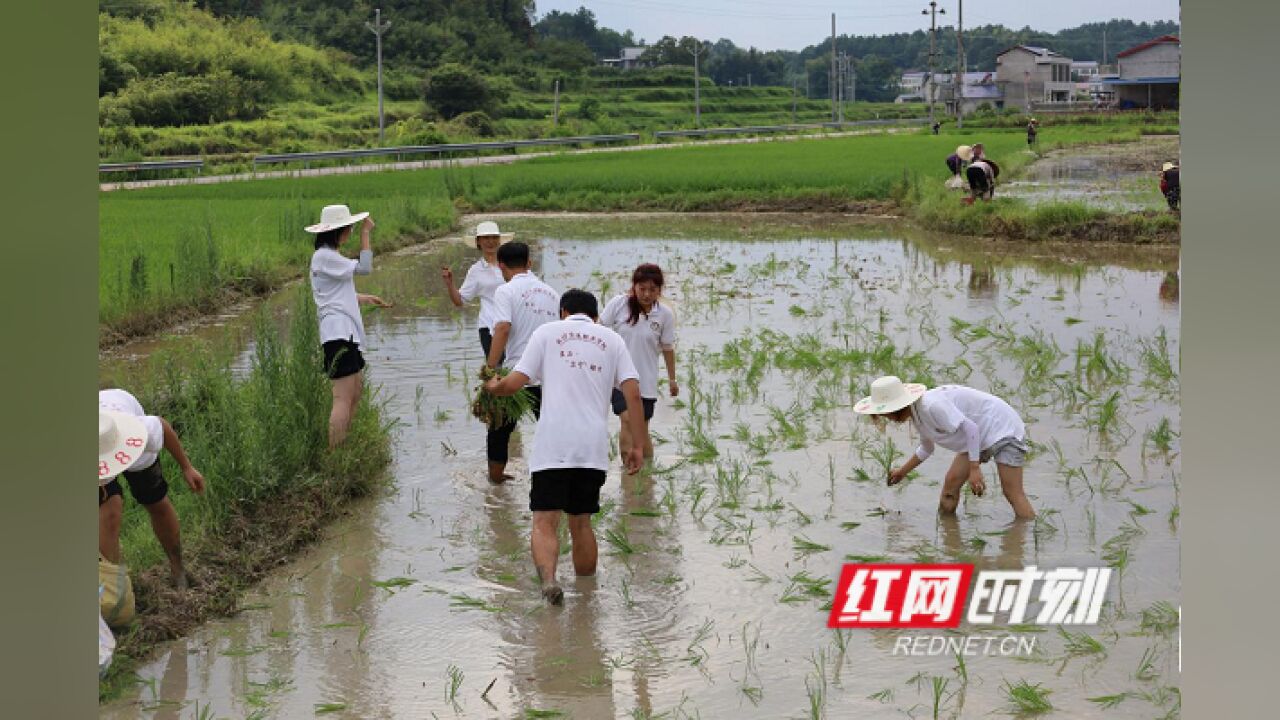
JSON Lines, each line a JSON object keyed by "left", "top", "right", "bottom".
{"left": 100, "top": 127, "right": 920, "bottom": 192}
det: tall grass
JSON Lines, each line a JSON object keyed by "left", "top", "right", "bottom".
{"left": 109, "top": 287, "right": 394, "bottom": 579}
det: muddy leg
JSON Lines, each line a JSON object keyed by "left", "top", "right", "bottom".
{"left": 938, "top": 454, "right": 970, "bottom": 515}
{"left": 328, "top": 373, "right": 362, "bottom": 448}
{"left": 144, "top": 497, "right": 188, "bottom": 588}
{"left": 640, "top": 415, "right": 654, "bottom": 463}
{"left": 531, "top": 510, "right": 564, "bottom": 604}
{"left": 99, "top": 494, "right": 124, "bottom": 564}
{"left": 996, "top": 463, "right": 1036, "bottom": 519}
{"left": 618, "top": 418, "right": 634, "bottom": 472}
{"left": 566, "top": 513, "right": 598, "bottom": 577}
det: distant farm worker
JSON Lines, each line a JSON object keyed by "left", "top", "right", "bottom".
{"left": 601, "top": 263, "right": 678, "bottom": 473}
{"left": 99, "top": 391, "right": 207, "bottom": 589}
{"left": 1026, "top": 118, "right": 1039, "bottom": 149}
{"left": 964, "top": 156, "right": 999, "bottom": 203}
{"left": 946, "top": 144, "right": 974, "bottom": 179}
{"left": 306, "top": 205, "right": 392, "bottom": 448}
{"left": 441, "top": 221, "right": 508, "bottom": 361}
{"left": 932, "top": 120, "right": 941, "bottom": 135}
{"left": 485, "top": 240, "right": 560, "bottom": 484}
{"left": 854, "top": 376, "right": 1035, "bottom": 520}
{"left": 1160, "top": 161, "right": 1180, "bottom": 210}
{"left": 483, "top": 289, "right": 645, "bottom": 604}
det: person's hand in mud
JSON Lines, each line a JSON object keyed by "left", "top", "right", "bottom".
{"left": 358, "top": 293, "right": 393, "bottom": 308}
{"left": 183, "top": 465, "right": 206, "bottom": 494}
{"left": 967, "top": 464, "right": 986, "bottom": 497}
{"left": 888, "top": 466, "right": 910, "bottom": 486}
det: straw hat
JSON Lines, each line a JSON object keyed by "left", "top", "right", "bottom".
{"left": 304, "top": 204, "right": 370, "bottom": 234}
{"left": 956, "top": 145, "right": 974, "bottom": 162}
{"left": 1162, "top": 161, "right": 1177, "bottom": 172}
{"left": 98, "top": 410, "right": 148, "bottom": 484}
{"left": 854, "top": 376, "right": 927, "bottom": 415}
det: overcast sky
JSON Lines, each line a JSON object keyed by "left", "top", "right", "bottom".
{"left": 532, "top": 1, "right": 1181, "bottom": 52}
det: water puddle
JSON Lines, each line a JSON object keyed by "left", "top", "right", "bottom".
{"left": 999, "top": 136, "right": 1180, "bottom": 212}
{"left": 101, "top": 216, "right": 1180, "bottom": 718}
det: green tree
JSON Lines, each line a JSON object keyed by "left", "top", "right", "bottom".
{"left": 423, "top": 63, "right": 496, "bottom": 119}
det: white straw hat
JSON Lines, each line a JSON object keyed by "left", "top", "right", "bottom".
{"left": 304, "top": 204, "right": 370, "bottom": 234}
{"left": 1162, "top": 161, "right": 1177, "bottom": 172}
{"left": 98, "top": 410, "right": 148, "bottom": 484}
{"left": 956, "top": 145, "right": 974, "bottom": 162}
{"left": 475, "top": 221, "right": 502, "bottom": 237}
{"left": 854, "top": 376, "right": 927, "bottom": 415}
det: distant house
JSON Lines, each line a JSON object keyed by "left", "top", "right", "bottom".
{"left": 1103, "top": 35, "right": 1180, "bottom": 109}
{"left": 602, "top": 46, "right": 647, "bottom": 70}
{"left": 995, "top": 45, "right": 1075, "bottom": 108}
{"left": 940, "top": 72, "right": 1004, "bottom": 115}
{"left": 1071, "top": 60, "right": 1099, "bottom": 81}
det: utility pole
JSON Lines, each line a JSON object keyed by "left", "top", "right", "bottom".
{"left": 1103, "top": 27, "right": 1108, "bottom": 68}
{"left": 831, "top": 14, "right": 837, "bottom": 122}
{"left": 792, "top": 77, "right": 798, "bottom": 123}
{"left": 921, "top": 2, "right": 945, "bottom": 124}
{"left": 552, "top": 79, "right": 560, "bottom": 127}
{"left": 366, "top": 8, "right": 391, "bottom": 145}
{"left": 956, "top": 0, "right": 964, "bottom": 128}
{"left": 691, "top": 40, "right": 704, "bottom": 128}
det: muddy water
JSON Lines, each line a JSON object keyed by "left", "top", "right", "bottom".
{"left": 101, "top": 217, "right": 1180, "bottom": 719}
{"left": 999, "top": 137, "right": 1179, "bottom": 212}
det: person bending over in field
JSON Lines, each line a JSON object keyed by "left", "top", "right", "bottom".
{"left": 99, "top": 390, "right": 207, "bottom": 589}
{"left": 305, "top": 205, "right": 392, "bottom": 448}
{"left": 854, "top": 376, "right": 1035, "bottom": 519}
{"left": 600, "top": 263, "right": 678, "bottom": 473}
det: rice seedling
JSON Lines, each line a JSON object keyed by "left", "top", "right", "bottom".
{"left": 470, "top": 366, "right": 537, "bottom": 428}
{"left": 868, "top": 687, "right": 894, "bottom": 703}
{"left": 684, "top": 618, "right": 715, "bottom": 667}
{"left": 952, "top": 649, "right": 968, "bottom": 685}
{"left": 1135, "top": 646, "right": 1160, "bottom": 682}
{"left": 930, "top": 676, "right": 951, "bottom": 719}
{"left": 449, "top": 594, "right": 502, "bottom": 612}
{"left": 792, "top": 535, "right": 831, "bottom": 556}
{"left": 1087, "top": 692, "right": 1131, "bottom": 709}
{"left": 1138, "top": 327, "right": 1178, "bottom": 393}
{"left": 1057, "top": 626, "right": 1106, "bottom": 656}
{"left": 1001, "top": 678, "right": 1053, "bottom": 714}
{"left": 839, "top": 521, "right": 861, "bottom": 531}
{"left": 433, "top": 406, "right": 451, "bottom": 425}
{"left": 805, "top": 650, "right": 829, "bottom": 720}
{"left": 1140, "top": 601, "right": 1180, "bottom": 636}
{"left": 1144, "top": 417, "right": 1178, "bottom": 458}
{"left": 525, "top": 709, "right": 566, "bottom": 719}
{"left": 370, "top": 576, "right": 417, "bottom": 590}
{"left": 315, "top": 702, "right": 348, "bottom": 714}
{"left": 445, "top": 664, "right": 465, "bottom": 705}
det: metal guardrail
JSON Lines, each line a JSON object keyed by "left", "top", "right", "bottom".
{"left": 99, "top": 159, "right": 204, "bottom": 174}
{"left": 252, "top": 134, "right": 642, "bottom": 167}
{"left": 654, "top": 117, "right": 930, "bottom": 139}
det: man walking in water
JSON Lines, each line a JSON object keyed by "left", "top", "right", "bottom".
{"left": 484, "top": 241, "right": 559, "bottom": 483}
{"left": 483, "top": 289, "right": 646, "bottom": 604}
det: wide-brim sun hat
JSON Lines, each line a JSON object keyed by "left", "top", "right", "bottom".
{"left": 474, "top": 221, "right": 515, "bottom": 243}
{"left": 1162, "top": 161, "right": 1177, "bottom": 172}
{"left": 304, "top": 204, "right": 370, "bottom": 234}
{"left": 956, "top": 145, "right": 974, "bottom": 162}
{"left": 99, "top": 410, "right": 148, "bottom": 484}
{"left": 854, "top": 376, "right": 927, "bottom": 415}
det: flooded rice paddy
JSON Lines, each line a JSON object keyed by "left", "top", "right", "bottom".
{"left": 998, "top": 136, "right": 1179, "bottom": 212}
{"left": 101, "top": 216, "right": 1180, "bottom": 719}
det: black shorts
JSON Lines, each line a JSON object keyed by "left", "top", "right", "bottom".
{"left": 322, "top": 339, "right": 365, "bottom": 379}
{"left": 610, "top": 389, "right": 656, "bottom": 421}
{"left": 99, "top": 461, "right": 169, "bottom": 507}
{"left": 530, "top": 468, "right": 607, "bottom": 515}
{"left": 966, "top": 165, "right": 991, "bottom": 192}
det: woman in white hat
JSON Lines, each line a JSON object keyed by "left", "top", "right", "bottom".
{"left": 441, "top": 221, "right": 508, "bottom": 361}
{"left": 305, "top": 204, "right": 391, "bottom": 448}
{"left": 854, "top": 377, "right": 1035, "bottom": 519}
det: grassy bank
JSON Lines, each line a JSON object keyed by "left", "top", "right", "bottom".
{"left": 100, "top": 121, "right": 1176, "bottom": 343}
{"left": 99, "top": 289, "right": 395, "bottom": 701}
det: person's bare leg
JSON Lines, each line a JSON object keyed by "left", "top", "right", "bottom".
{"left": 99, "top": 494, "right": 124, "bottom": 564}
{"left": 144, "top": 497, "right": 188, "bottom": 588}
{"left": 566, "top": 513, "right": 598, "bottom": 577}
{"left": 938, "top": 454, "right": 971, "bottom": 515}
{"left": 618, "top": 415, "right": 634, "bottom": 473}
{"left": 328, "top": 373, "right": 361, "bottom": 448}
{"left": 488, "top": 461, "right": 513, "bottom": 484}
{"left": 531, "top": 510, "right": 563, "bottom": 604}
{"left": 640, "top": 416, "right": 655, "bottom": 463}
{"left": 996, "top": 463, "right": 1036, "bottom": 519}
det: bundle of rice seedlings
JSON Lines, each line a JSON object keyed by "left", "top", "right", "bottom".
{"left": 470, "top": 366, "right": 536, "bottom": 428}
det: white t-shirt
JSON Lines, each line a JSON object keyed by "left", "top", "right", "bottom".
{"left": 458, "top": 258, "right": 504, "bottom": 331}
{"left": 600, "top": 294, "right": 676, "bottom": 399}
{"left": 911, "top": 385, "right": 1024, "bottom": 461}
{"left": 513, "top": 315, "right": 640, "bottom": 472}
{"left": 310, "top": 247, "right": 371, "bottom": 348}
{"left": 98, "top": 389, "right": 165, "bottom": 472}
{"left": 491, "top": 271, "right": 560, "bottom": 370}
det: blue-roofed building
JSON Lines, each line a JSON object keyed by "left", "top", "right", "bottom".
{"left": 1104, "top": 35, "right": 1180, "bottom": 109}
